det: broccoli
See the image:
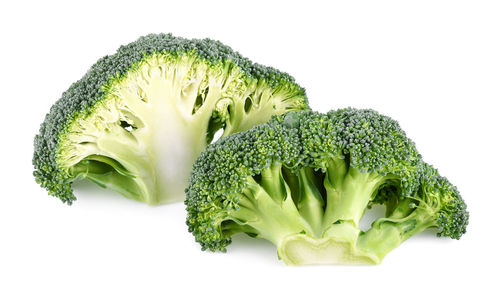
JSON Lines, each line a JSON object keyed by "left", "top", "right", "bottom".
{"left": 185, "top": 108, "right": 468, "bottom": 265}
{"left": 33, "top": 33, "right": 308, "bottom": 205}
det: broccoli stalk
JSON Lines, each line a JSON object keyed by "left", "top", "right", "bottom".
{"left": 185, "top": 109, "right": 468, "bottom": 265}
{"left": 222, "top": 163, "right": 406, "bottom": 265}
{"left": 355, "top": 200, "right": 435, "bottom": 263}
{"left": 353, "top": 163, "right": 467, "bottom": 263}
{"left": 34, "top": 34, "right": 308, "bottom": 205}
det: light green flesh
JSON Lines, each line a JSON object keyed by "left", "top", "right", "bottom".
{"left": 59, "top": 53, "right": 304, "bottom": 205}
{"left": 227, "top": 163, "right": 431, "bottom": 265}
{"left": 279, "top": 234, "right": 378, "bottom": 265}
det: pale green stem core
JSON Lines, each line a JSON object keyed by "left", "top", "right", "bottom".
{"left": 70, "top": 128, "right": 156, "bottom": 202}
{"left": 322, "top": 157, "right": 388, "bottom": 231}
{"left": 296, "top": 168, "right": 325, "bottom": 237}
{"left": 357, "top": 199, "right": 436, "bottom": 263}
{"left": 259, "top": 163, "right": 287, "bottom": 202}
{"left": 232, "top": 175, "right": 311, "bottom": 246}
{"left": 228, "top": 160, "right": 433, "bottom": 265}
{"left": 70, "top": 155, "right": 144, "bottom": 201}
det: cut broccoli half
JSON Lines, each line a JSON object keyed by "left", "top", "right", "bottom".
{"left": 185, "top": 109, "right": 468, "bottom": 265}
{"left": 33, "top": 33, "right": 309, "bottom": 205}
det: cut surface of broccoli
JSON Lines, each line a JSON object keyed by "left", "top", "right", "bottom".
{"left": 33, "top": 34, "right": 308, "bottom": 205}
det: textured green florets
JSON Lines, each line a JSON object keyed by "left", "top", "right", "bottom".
{"left": 297, "top": 108, "right": 422, "bottom": 196}
{"left": 33, "top": 33, "right": 307, "bottom": 204}
{"left": 185, "top": 108, "right": 469, "bottom": 254}
{"left": 419, "top": 163, "right": 469, "bottom": 239}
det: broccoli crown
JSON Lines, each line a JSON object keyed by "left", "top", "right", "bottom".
{"left": 33, "top": 33, "right": 308, "bottom": 204}
{"left": 185, "top": 108, "right": 468, "bottom": 264}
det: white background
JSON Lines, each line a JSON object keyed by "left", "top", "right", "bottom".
{"left": 1, "top": 1, "right": 499, "bottom": 301}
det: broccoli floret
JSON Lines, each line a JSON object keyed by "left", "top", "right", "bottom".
{"left": 356, "top": 162, "right": 469, "bottom": 262}
{"left": 33, "top": 33, "right": 309, "bottom": 205}
{"left": 185, "top": 108, "right": 468, "bottom": 265}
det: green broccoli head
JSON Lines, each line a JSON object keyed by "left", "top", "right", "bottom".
{"left": 33, "top": 33, "right": 308, "bottom": 205}
{"left": 185, "top": 108, "right": 468, "bottom": 265}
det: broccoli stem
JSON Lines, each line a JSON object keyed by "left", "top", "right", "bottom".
{"left": 231, "top": 175, "right": 312, "bottom": 246}
{"left": 259, "top": 163, "right": 287, "bottom": 202}
{"left": 277, "top": 202, "right": 435, "bottom": 265}
{"left": 356, "top": 199, "right": 436, "bottom": 263}
{"left": 296, "top": 167, "right": 325, "bottom": 237}
{"left": 222, "top": 81, "right": 291, "bottom": 135}
{"left": 70, "top": 157, "right": 146, "bottom": 201}
{"left": 322, "top": 158, "right": 387, "bottom": 231}
{"left": 89, "top": 130, "right": 156, "bottom": 202}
